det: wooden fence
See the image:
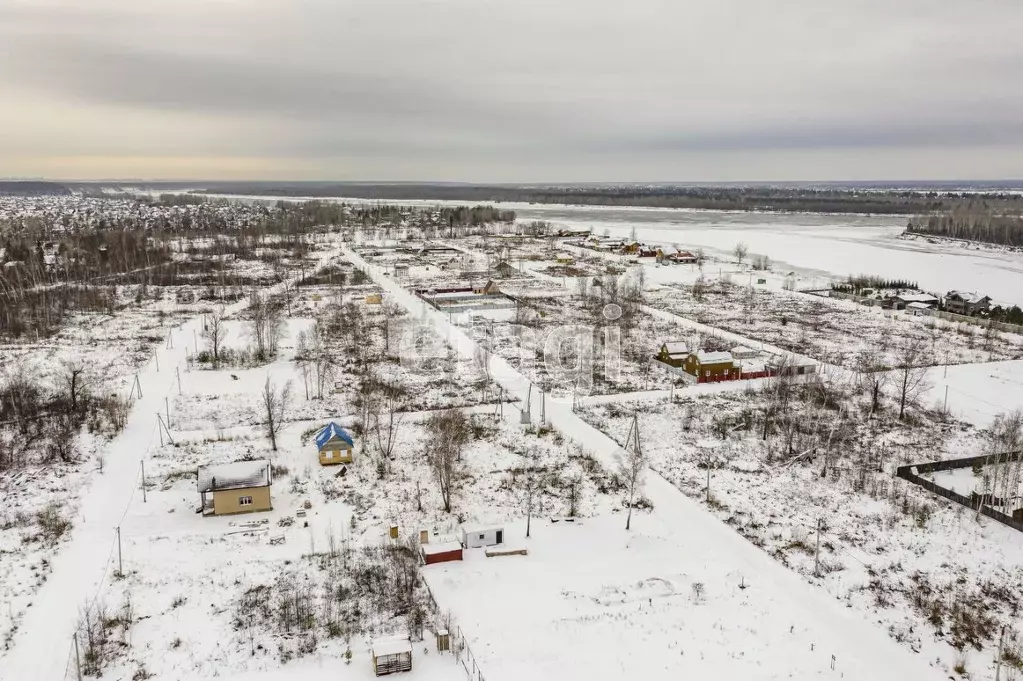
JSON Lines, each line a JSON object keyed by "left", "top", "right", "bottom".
{"left": 896, "top": 450, "right": 1023, "bottom": 533}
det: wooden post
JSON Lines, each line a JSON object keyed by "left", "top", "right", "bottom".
{"left": 165, "top": 396, "right": 170, "bottom": 430}
{"left": 176, "top": 367, "right": 182, "bottom": 395}
{"left": 157, "top": 414, "right": 164, "bottom": 446}
{"left": 141, "top": 461, "right": 147, "bottom": 503}
{"left": 155, "top": 352, "right": 160, "bottom": 372}
{"left": 74, "top": 632, "right": 82, "bottom": 681}
{"left": 995, "top": 625, "right": 1006, "bottom": 681}
{"left": 813, "top": 518, "right": 822, "bottom": 577}
{"left": 116, "top": 526, "right": 123, "bottom": 576}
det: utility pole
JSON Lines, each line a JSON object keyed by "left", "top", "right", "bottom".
{"left": 176, "top": 367, "right": 182, "bottom": 395}
{"left": 813, "top": 518, "right": 822, "bottom": 577}
{"left": 944, "top": 385, "right": 949, "bottom": 414}
{"left": 155, "top": 352, "right": 160, "bottom": 372}
{"left": 141, "top": 461, "right": 147, "bottom": 503}
{"left": 193, "top": 330, "right": 198, "bottom": 353}
{"left": 116, "top": 526, "right": 123, "bottom": 576}
{"left": 706, "top": 458, "right": 711, "bottom": 504}
{"left": 995, "top": 625, "right": 1006, "bottom": 681}
{"left": 74, "top": 632, "right": 82, "bottom": 681}
{"left": 165, "top": 396, "right": 170, "bottom": 430}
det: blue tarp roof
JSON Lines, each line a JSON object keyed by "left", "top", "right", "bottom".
{"left": 316, "top": 422, "right": 354, "bottom": 449}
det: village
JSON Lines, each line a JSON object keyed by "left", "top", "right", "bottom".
{"left": 1, "top": 196, "right": 1023, "bottom": 681}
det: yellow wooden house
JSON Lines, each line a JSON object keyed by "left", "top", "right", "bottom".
{"left": 315, "top": 422, "right": 355, "bottom": 465}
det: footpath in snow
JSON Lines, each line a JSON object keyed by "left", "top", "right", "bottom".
{"left": 343, "top": 244, "right": 947, "bottom": 681}
{"left": 0, "top": 245, "right": 341, "bottom": 681}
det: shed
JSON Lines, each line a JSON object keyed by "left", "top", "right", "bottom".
{"left": 731, "top": 346, "right": 760, "bottom": 360}
{"left": 315, "top": 422, "right": 354, "bottom": 465}
{"left": 372, "top": 637, "right": 413, "bottom": 676}
{"left": 197, "top": 460, "right": 272, "bottom": 516}
{"left": 421, "top": 541, "right": 464, "bottom": 565}
{"left": 461, "top": 525, "right": 504, "bottom": 548}
{"left": 365, "top": 293, "right": 383, "bottom": 305}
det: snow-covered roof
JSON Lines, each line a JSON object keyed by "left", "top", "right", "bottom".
{"left": 906, "top": 302, "right": 932, "bottom": 310}
{"left": 695, "top": 351, "right": 733, "bottom": 365}
{"left": 421, "top": 541, "right": 463, "bottom": 556}
{"left": 462, "top": 524, "right": 503, "bottom": 534}
{"left": 731, "top": 345, "right": 758, "bottom": 356}
{"left": 946, "top": 290, "right": 989, "bottom": 303}
{"left": 895, "top": 293, "right": 938, "bottom": 303}
{"left": 315, "top": 422, "right": 354, "bottom": 449}
{"left": 197, "top": 460, "right": 270, "bottom": 493}
{"left": 662, "top": 341, "right": 688, "bottom": 355}
{"left": 373, "top": 637, "right": 413, "bottom": 657}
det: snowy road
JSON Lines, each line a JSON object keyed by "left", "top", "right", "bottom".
{"left": 343, "top": 244, "right": 946, "bottom": 680}
{"left": 0, "top": 245, "right": 341, "bottom": 681}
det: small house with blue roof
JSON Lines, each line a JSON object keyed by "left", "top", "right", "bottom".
{"left": 316, "top": 422, "right": 354, "bottom": 465}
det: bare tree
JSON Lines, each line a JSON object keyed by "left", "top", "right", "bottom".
{"left": 733, "top": 242, "right": 749, "bottom": 266}
{"left": 893, "top": 338, "right": 930, "bottom": 420}
{"left": 856, "top": 346, "right": 890, "bottom": 415}
{"left": 519, "top": 447, "right": 545, "bottom": 538}
{"left": 261, "top": 376, "right": 292, "bottom": 452}
{"left": 381, "top": 302, "right": 403, "bottom": 357}
{"left": 425, "top": 409, "right": 470, "bottom": 513}
{"left": 202, "top": 308, "right": 228, "bottom": 367}
{"left": 692, "top": 273, "right": 708, "bottom": 302}
{"left": 249, "top": 293, "right": 285, "bottom": 361}
{"left": 371, "top": 379, "right": 406, "bottom": 463}
{"left": 61, "top": 359, "right": 89, "bottom": 415}
{"left": 619, "top": 414, "right": 648, "bottom": 530}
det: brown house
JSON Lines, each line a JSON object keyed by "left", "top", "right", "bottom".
{"left": 944, "top": 291, "right": 991, "bottom": 316}
{"left": 657, "top": 341, "right": 690, "bottom": 368}
{"left": 682, "top": 351, "right": 740, "bottom": 382}
{"left": 198, "top": 460, "right": 273, "bottom": 516}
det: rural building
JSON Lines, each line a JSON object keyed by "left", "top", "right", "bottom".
{"left": 472, "top": 280, "right": 502, "bottom": 295}
{"left": 657, "top": 248, "right": 699, "bottom": 264}
{"left": 315, "top": 421, "right": 354, "bottom": 465}
{"left": 421, "top": 541, "right": 464, "bottom": 565}
{"left": 555, "top": 253, "right": 574, "bottom": 265}
{"left": 461, "top": 525, "right": 505, "bottom": 548}
{"left": 906, "top": 302, "right": 934, "bottom": 316}
{"left": 731, "top": 345, "right": 760, "bottom": 360}
{"left": 365, "top": 293, "right": 383, "bottom": 305}
{"left": 657, "top": 341, "right": 690, "bottom": 368}
{"left": 893, "top": 293, "right": 939, "bottom": 310}
{"left": 944, "top": 291, "right": 991, "bottom": 316}
{"left": 197, "top": 460, "right": 272, "bottom": 516}
{"left": 682, "top": 351, "right": 740, "bottom": 382}
{"left": 768, "top": 356, "right": 818, "bottom": 377}
{"left": 372, "top": 637, "right": 413, "bottom": 676}
{"left": 176, "top": 286, "right": 197, "bottom": 304}
{"left": 492, "top": 261, "right": 516, "bottom": 278}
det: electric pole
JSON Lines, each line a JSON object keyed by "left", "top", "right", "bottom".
{"left": 813, "top": 518, "right": 822, "bottom": 577}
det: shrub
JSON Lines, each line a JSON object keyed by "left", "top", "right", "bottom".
{"left": 36, "top": 504, "right": 72, "bottom": 543}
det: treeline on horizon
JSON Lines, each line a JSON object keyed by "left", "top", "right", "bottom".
{"left": 184, "top": 182, "right": 1023, "bottom": 216}
{"left": 906, "top": 204, "right": 1023, "bottom": 247}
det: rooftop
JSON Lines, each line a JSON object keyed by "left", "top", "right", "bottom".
{"left": 422, "top": 541, "right": 464, "bottom": 556}
{"left": 695, "top": 351, "right": 734, "bottom": 365}
{"left": 315, "top": 421, "right": 354, "bottom": 449}
{"left": 372, "top": 637, "right": 413, "bottom": 657}
{"left": 197, "top": 460, "right": 271, "bottom": 493}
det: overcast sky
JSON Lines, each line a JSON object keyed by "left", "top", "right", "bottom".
{"left": 2, "top": 0, "right": 1022, "bottom": 182}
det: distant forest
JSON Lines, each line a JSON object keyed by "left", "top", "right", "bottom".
{"left": 0, "top": 181, "right": 72, "bottom": 197}
{"left": 905, "top": 203, "right": 1023, "bottom": 247}
{"left": 175, "top": 182, "right": 1023, "bottom": 216}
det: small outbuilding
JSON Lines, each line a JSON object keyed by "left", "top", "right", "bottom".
{"left": 372, "top": 637, "right": 413, "bottom": 676}
{"left": 315, "top": 422, "right": 354, "bottom": 465}
{"left": 421, "top": 541, "right": 464, "bottom": 565}
{"left": 461, "top": 525, "right": 505, "bottom": 548}
{"left": 365, "top": 293, "right": 383, "bottom": 305}
{"left": 197, "top": 460, "right": 272, "bottom": 516}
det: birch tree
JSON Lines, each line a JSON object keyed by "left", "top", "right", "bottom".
{"left": 202, "top": 308, "right": 228, "bottom": 367}
{"left": 619, "top": 414, "right": 647, "bottom": 531}
{"left": 893, "top": 338, "right": 930, "bottom": 420}
{"left": 261, "top": 376, "right": 292, "bottom": 452}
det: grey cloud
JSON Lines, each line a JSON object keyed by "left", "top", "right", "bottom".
{"left": 1, "top": 0, "right": 1022, "bottom": 180}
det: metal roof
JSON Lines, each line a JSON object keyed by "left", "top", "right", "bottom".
{"left": 315, "top": 422, "right": 354, "bottom": 450}
{"left": 197, "top": 459, "right": 270, "bottom": 493}
{"left": 695, "top": 351, "right": 734, "bottom": 365}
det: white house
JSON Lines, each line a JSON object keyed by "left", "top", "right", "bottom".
{"left": 461, "top": 524, "right": 505, "bottom": 548}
